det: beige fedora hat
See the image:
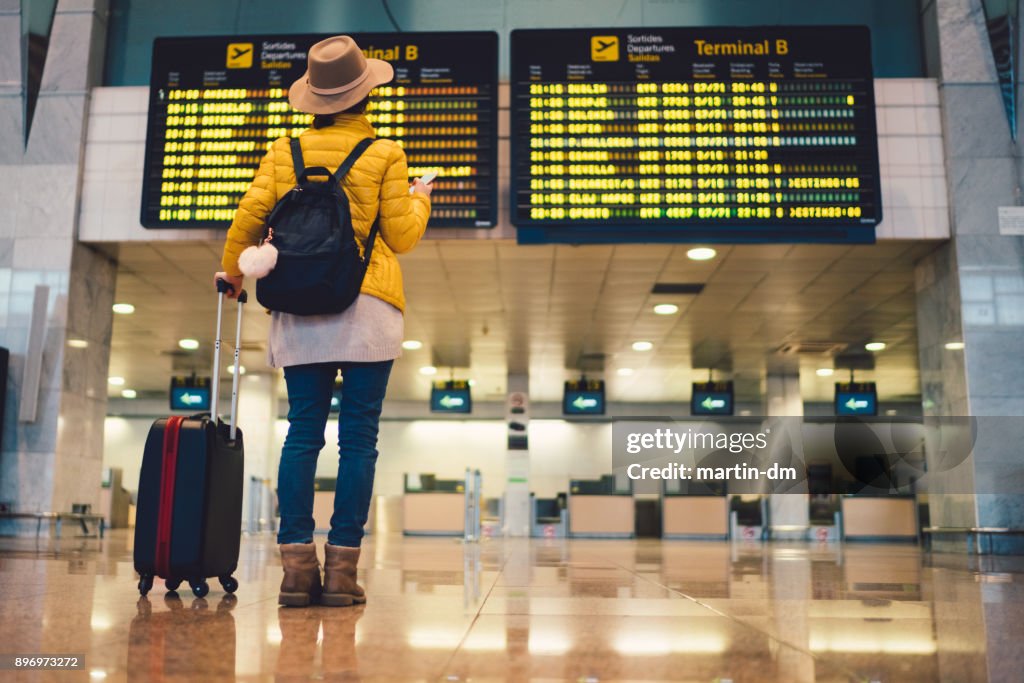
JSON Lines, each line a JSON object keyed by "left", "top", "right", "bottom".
{"left": 289, "top": 36, "right": 394, "bottom": 114}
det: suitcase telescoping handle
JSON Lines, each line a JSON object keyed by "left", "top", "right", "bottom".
{"left": 212, "top": 278, "right": 247, "bottom": 441}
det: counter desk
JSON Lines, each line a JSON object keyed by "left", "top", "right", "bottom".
{"left": 401, "top": 474, "right": 466, "bottom": 537}
{"left": 568, "top": 476, "right": 634, "bottom": 539}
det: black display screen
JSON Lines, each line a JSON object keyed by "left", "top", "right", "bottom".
{"left": 431, "top": 380, "right": 472, "bottom": 414}
{"left": 511, "top": 26, "right": 880, "bottom": 244}
{"left": 169, "top": 376, "right": 211, "bottom": 411}
{"left": 563, "top": 379, "right": 606, "bottom": 415}
{"left": 691, "top": 381, "right": 735, "bottom": 416}
{"left": 143, "top": 31, "right": 498, "bottom": 228}
{"left": 835, "top": 382, "right": 878, "bottom": 416}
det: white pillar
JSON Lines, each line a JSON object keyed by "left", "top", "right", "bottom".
{"left": 503, "top": 372, "right": 530, "bottom": 537}
{"left": 237, "top": 372, "right": 280, "bottom": 531}
{"left": 765, "top": 372, "right": 808, "bottom": 538}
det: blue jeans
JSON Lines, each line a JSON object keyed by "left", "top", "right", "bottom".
{"left": 277, "top": 360, "right": 393, "bottom": 547}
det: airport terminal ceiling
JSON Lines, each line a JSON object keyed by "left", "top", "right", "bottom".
{"left": 107, "top": 240, "right": 936, "bottom": 406}
{"left": 103, "top": 0, "right": 925, "bottom": 86}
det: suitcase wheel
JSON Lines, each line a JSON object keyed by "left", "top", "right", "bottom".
{"left": 190, "top": 579, "right": 210, "bottom": 598}
{"left": 165, "top": 578, "right": 181, "bottom": 593}
{"left": 219, "top": 575, "right": 239, "bottom": 594}
{"left": 138, "top": 575, "right": 154, "bottom": 596}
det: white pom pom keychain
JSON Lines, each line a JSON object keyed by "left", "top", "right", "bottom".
{"left": 238, "top": 228, "right": 278, "bottom": 279}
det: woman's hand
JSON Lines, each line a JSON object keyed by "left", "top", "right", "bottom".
{"left": 410, "top": 178, "right": 433, "bottom": 197}
{"left": 214, "top": 272, "right": 244, "bottom": 299}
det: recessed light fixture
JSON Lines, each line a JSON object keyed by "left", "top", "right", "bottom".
{"left": 178, "top": 338, "right": 200, "bottom": 350}
{"left": 944, "top": 341, "right": 965, "bottom": 350}
{"left": 653, "top": 303, "right": 679, "bottom": 315}
{"left": 632, "top": 341, "right": 653, "bottom": 351}
{"left": 112, "top": 303, "right": 135, "bottom": 315}
{"left": 865, "top": 342, "right": 886, "bottom": 352}
{"left": 617, "top": 368, "right": 634, "bottom": 376}
{"left": 402, "top": 340, "right": 423, "bottom": 350}
{"left": 419, "top": 366, "right": 437, "bottom": 375}
{"left": 816, "top": 368, "right": 834, "bottom": 377}
{"left": 108, "top": 376, "right": 125, "bottom": 386}
{"left": 686, "top": 247, "right": 717, "bottom": 261}
{"left": 121, "top": 389, "right": 137, "bottom": 399}
{"left": 228, "top": 365, "right": 246, "bottom": 375}
{"left": 67, "top": 338, "right": 89, "bottom": 349}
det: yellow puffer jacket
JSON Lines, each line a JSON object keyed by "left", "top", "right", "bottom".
{"left": 221, "top": 114, "right": 430, "bottom": 312}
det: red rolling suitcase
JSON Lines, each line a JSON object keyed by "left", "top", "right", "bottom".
{"left": 134, "top": 281, "right": 247, "bottom": 597}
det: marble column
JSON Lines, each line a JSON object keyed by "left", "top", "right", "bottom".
{"left": 503, "top": 372, "right": 530, "bottom": 537}
{"left": 914, "top": 0, "right": 1024, "bottom": 553}
{"left": 235, "top": 372, "right": 280, "bottom": 531}
{"left": 0, "top": 0, "right": 114, "bottom": 534}
{"left": 764, "top": 371, "right": 809, "bottom": 539}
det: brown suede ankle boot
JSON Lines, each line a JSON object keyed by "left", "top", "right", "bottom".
{"left": 322, "top": 544, "right": 365, "bottom": 607}
{"left": 279, "top": 542, "right": 322, "bottom": 607}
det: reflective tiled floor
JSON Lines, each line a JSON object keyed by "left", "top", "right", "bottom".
{"left": 0, "top": 532, "right": 1022, "bottom": 682}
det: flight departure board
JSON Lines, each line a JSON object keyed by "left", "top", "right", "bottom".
{"left": 142, "top": 32, "right": 498, "bottom": 228}
{"left": 511, "top": 26, "right": 881, "bottom": 244}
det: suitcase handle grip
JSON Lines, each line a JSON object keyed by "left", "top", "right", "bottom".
{"left": 215, "top": 278, "right": 248, "bottom": 303}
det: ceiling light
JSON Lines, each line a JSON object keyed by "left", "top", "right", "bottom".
{"left": 653, "top": 303, "right": 679, "bottom": 315}
{"left": 419, "top": 366, "right": 437, "bottom": 376}
{"left": 108, "top": 376, "right": 125, "bottom": 386}
{"left": 67, "top": 338, "right": 89, "bottom": 349}
{"left": 178, "top": 338, "right": 199, "bottom": 350}
{"left": 112, "top": 303, "right": 135, "bottom": 315}
{"left": 121, "top": 389, "right": 137, "bottom": 399}
{"left": 228, "top": 365, "right": 246, "bottom": 375}
{"left": 617, "top": 368, "right": 634, "bottom": 376}
{"left": 402, "top": 340, "right": 423, "bottom": 350}
{"left": 865, "top": 342, "right": 886, "bottom": 352}
{"left": 816, "top": 368, "right": 834, "bottom": 377}
{"left": 632, "top": 341, "right": 653, "bottom": 351}
{"left": 686, "top": 247, "right": 717, "bottom": 261}
{"left": 944, "top": 341, "right": 965, "bottom": 350}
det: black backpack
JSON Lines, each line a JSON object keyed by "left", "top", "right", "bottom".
{"left": 255, "top": 137, "right": 378, "bottom": 316}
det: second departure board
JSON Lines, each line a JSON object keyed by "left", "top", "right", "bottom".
{"left": 511, "top": 26, "right": 881, "bottom": 244}
{"left": 142, "top": 32, "right": 498, "bottom": 229}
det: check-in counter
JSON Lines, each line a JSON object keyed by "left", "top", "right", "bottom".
{"left": 568, "top": 475, "right": 634, "bottom": 538}
{"left": 841, "top": 495, "right": 918, "bottom": 541}
{"left": 661, "top": 479, "right": 728, "bottom": 540}
{"left": 663, "top": 496, "right": 729, "bottom": 539}
{"left": 402, "top": 473, "right": 466, "bottom": 536}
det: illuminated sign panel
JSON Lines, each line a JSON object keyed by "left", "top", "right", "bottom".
{"left": 691, "top": 381, "right": 734, "bottom": 416}
{"left": 563, "top": 379, "right": 606, "bottom": 415}
{"left": 835, "top": 382, "right": 878, "bottom": 416}
{"left": 511, "top": 26, "right": 880, "bottom": 244}
{"left": 431, "top": 380, "right": 472, "bottom": 414}
{"left": 143, "top": 32, "right": 498, "bottom": 229}
{"left": 169, "top": 376, "right": 211, "bottom": 411}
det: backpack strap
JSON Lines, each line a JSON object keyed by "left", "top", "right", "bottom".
{"left": 362, "top": 219, "right": 380, "bottom": 267}
{"left": 331, "top": 137, "right": 375, "bottom": 184}
{"left": 331, "top": 138, "right": 379, "bottom": 265}
{"left": 289, "top": 138, "right": 305, "bottom": 180}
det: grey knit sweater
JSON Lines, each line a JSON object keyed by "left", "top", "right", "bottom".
{"left": 266, "top": 293, "right": 403, "bottom": 368}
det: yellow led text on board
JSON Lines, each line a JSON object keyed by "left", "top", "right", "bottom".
{"left": 693, "top": 39, "right": 789, "bottom": 56}
{"left": 362, "top": 45, "right": 419, "bottom": 61}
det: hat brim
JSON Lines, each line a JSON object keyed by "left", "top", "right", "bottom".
{"left": 288, "top": 58, "right": 394, "bottom": 115}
